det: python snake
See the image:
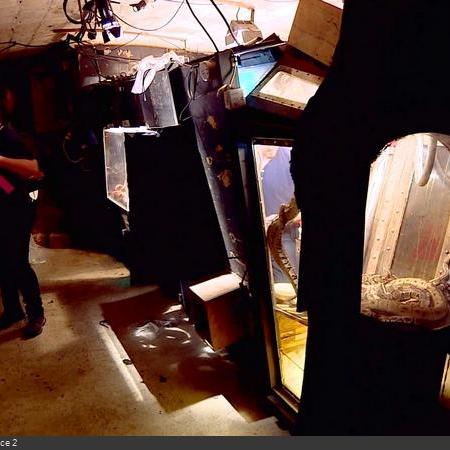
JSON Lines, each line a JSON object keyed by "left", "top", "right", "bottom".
{"left": 361, "top": 260, "right": 450, "bottom": 328}
{"left": 266, "top": 197, "right": 450, "bottom": 328}
{"left": 266, "top": 197, "right": 300, "bottom": 290}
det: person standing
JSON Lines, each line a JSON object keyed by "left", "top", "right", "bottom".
{"left": 0, "top": 86, "right": 46, "bottom": 337}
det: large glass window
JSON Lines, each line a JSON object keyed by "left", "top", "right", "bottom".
{"left": 363, "top": 133, "right": 450, "bottom": 330}
{"left": 253, "top": 140, "right": 305, "bottom": 398}
{"left": 252, "top": 133, "right": 450, "bottom": 400}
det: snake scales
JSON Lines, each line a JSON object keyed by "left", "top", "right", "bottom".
{"left": 361, "top": 262, "right": 450, "bottom": 328}
{"left": 266, "top": 197, "right": 300, "bottom": 290}
{"left": 266, "top": 197, "right": 450, "bottom": 328}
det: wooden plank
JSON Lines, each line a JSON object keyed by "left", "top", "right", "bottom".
{"left": 364, "top": 140, "right": 414, "bottom": 275}
{"left": 288, "top": 0, "right": 343, "bottom": 66}
{"left": 363, "top": 149, "right": 394, "bottom": 270}
{"left": 365, "top": 147, "right": 398, "bottom": 274}
{"left": 376, "top": 141, "right": 414, "bottom": 274}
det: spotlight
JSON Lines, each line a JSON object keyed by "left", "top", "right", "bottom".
{"left": 130, "top": 0, "right": 148, "bottom": 12}
{"left": 225, "top": 8, "right": 262, "bottom": 46}
{"left": 102, "top": 30, "right": 111, "bottom": 43}
{"left": 108, "top": 24, "right": 122, "bottom": 39}
{"left": 96, "top": 0, "right": 121, "bottom": 39}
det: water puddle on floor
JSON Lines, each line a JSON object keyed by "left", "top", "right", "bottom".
{"left": 101, "top": 291, "right": 270, "bottom": 420}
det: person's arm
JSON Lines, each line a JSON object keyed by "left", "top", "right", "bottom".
{"left": 0, "top": 155, "right": 43, "bottom": 180}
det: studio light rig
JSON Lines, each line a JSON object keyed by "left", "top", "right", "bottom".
{"left": 62, "top": 0, "right": 263, "bottom": 52}
{"left": 63, "top": 0, "right": 127, "bottom": 43}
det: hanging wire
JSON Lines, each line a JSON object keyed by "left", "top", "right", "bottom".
{"left": 91, "top": 56, "right": 103, "bottom": 82}
{"left": 239, "top": 269, "right": 248, "bottom": 289}
{"left": 217, "top": 54, "right": 237, "bottom": 96}
{"left": 208, "top": 0, "right": 239, "bottom": 45}
{"left": 114, "top": 0, "right": 185, "bottom": 32}
{"left": 63, "top": 0, "right": 83, "bottom": 24}
{"left": 185, "top": 0, "right": 219, "bottom": 52}
{"left": 109, "top": 32, "right": 142, "bottom": 51}
{"left": 62, "top": 135, "right": 87, "bottom": 164}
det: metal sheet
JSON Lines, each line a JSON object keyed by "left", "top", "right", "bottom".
{"left": 391, "top": 144, "right": 450, "bottom": 279}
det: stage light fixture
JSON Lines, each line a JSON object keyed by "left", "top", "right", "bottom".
{"left": 130, "top": 0, "right": 148, "bottom": 12}
{"left": 102, "top": 30, "right": 111, "bottom": 43}
{"left": 97, "top": 0, "right": 122, "bottom": 40}
{"left": 225, "top": 8, "right": 262, "bottom": 46}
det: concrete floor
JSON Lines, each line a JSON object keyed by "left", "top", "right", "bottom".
{"left": 0, "top": 244, "right": 288, "bottom": 436}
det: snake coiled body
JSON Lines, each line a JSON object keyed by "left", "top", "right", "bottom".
{"left": 266, "top": 197, "right": 300, "bottom": 290}
{"left": 267, "top": 197, "right": 450, "bottom": 328}
{"left": 361, "top": 261, "right": 450, "bottom": 328}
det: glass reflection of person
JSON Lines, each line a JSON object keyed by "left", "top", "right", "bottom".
{"left": 0, "top": 86, "right": 46, "bottom": 337}
{"left": 258, "top": 145, "right": 301, "bottom": 283}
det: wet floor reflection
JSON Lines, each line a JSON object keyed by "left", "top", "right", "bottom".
{"left": 101, "top": 290, "right": 271, "bottom": 421}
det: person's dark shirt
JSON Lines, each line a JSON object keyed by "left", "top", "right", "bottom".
{"left": 0, "top": 124, "right": 35, "bottom": 201}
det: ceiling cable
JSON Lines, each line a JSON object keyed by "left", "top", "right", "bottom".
{"left": 185, "top": 0, "right": 219, "bottom": 52}
{"left": 63, "top": 0, "right": 83, "bottom": 24}
{"left": 114, "top": 0, "right": 185, "bottom": 32}
{"left": 208, "top": 0, "right": 239, "bottom": 45}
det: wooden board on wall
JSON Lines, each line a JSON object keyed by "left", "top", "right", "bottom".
{"left": 288, "top": 0, "right": 343, "bottom": 66}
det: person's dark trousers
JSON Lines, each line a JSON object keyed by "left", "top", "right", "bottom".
{"left": 0, "top": 195, "right": 43, "bottom": 319}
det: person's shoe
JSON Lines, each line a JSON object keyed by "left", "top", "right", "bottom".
{"left": 0, "top": 312, "right": 25, "bottom": 330}
{"left": 23, "top": 315, "right": 46, "bottom": 338}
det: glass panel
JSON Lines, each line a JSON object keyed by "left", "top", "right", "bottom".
{"left": 237, "top": 62, "right": 276, "bottom": 97}
{"left": 392, "top": 142, "right": 450, "bottom": 279}
{"left": 103, "top": 127, "right": 158, "bottom": 212}
{"left": 362, "top": 134, "right": 450, "bottom": 330}
{"left": 139, "top": 69, "right": 179, "bottom": 129}
{"left": 103, "top": 129, "right": 130, "bottom": 212}
{"left": 253, "top": 132, "right": 450, "bottom": 398}
{"left": 259, "top": 70, "right": 320, "bottom": 106}
{"left": 253, "top": 142, "right": 305, "bottom": 398}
